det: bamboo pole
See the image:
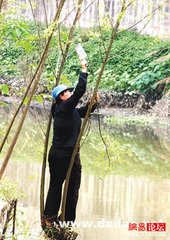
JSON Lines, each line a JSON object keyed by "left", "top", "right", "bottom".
{"left": 0, "top": 0, "right": 66, "bottom": 180}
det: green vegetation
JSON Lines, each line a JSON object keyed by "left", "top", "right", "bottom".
{"left": 0, "top": 178, "right": 25, "bottom": 202}
{"left": 0, "top": 179, "right": 36, "bottom": 240}
{"left": 0, "top": 17, "right": 170, "bottom": 98}
{"left": 104, "top": 114, "right": 170, "bottom": 127}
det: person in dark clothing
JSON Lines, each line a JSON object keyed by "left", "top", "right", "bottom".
{"left": 43, "top": 60, "right": 97, "bottom": 228}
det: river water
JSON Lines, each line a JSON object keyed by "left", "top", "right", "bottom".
{"left": 0, "top": 111, "right": 170, "bottom": 240}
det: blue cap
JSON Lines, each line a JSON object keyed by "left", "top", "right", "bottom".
{"left": 52, "top": 84, "right": 74, "bottom": 100}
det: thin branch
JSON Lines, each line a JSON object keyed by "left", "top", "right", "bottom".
{"left": 96, "top": 104, "right": 111, "bottom": 165}
{"left": 59, "top": 0, "right": 97, "bottom": 26}
{"left": 1, "top": 200, "right": 16, "bottom": 240}
{"left": 118, "top": 14, "right": 154, "bottom": 55}
{"left": 55, "top": 0, "right": 84, "bottom": 84}
{"left": 107, "top": 1, "right": 169, "bottom": 62}
{"left": 98, "top": 25, "right": 107, "bottom": 55}
{"left": 40, "top": 113, "right": 52, "bottom": 218}
{"left": 61, "top": 0, "right": 127, "bottom": 222}
{"left": 12, "top": 199, "right": 17, "bottom": 236}
{"left": 58, "top": 25, "right": 64, "bottom": 57}
{"left": 28, "top": 0, "right": 57, "bottom": 78}
{"left": 107, "top": 0, "right": 136, "bottom": 28}
{"left": 60, "top": 0, "right": 79, "bottom": 12}
{"left": 28, "top": 0, "right": 41, "bottom": 40}
{"left": 80, "top": 119, "right": 91, "bottom": 148}
{"left": 79, "top": 0, "right": 97, "bottom": 18}
{"left": 40, "top": 0, "right": 84, "bottom": 219}
{"left": 0, "top": 0, "right": 4, "bottom": 12}
{"left": 34, "top": 111, "right": 47, "bottom": 138}
{"left": 59, "top": 6, "right": 76, "bottom": 26}
{"left": 42, "top": 0, "right": 48, "bottom": 27}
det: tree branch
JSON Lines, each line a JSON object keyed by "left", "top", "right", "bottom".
{"left": 0, "top": 0, "right": 4, "bottom": 12}
{"left": 40, "top": 0, "right": 84, "bottom": 219}
{"left": 61, "top": 0, "right": 127, "bottom": 222}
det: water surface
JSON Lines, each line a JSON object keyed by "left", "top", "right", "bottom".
{"left": 0, "top": 111, "right": 170, "bottom": 239}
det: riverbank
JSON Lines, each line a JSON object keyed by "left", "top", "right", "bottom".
{"left": 0, "top": 94, "right": 169, "bottom": 121}
{"left": 98, "top": 98, "right": 170, "bottom": 124}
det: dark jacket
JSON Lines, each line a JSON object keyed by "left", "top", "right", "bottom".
{"left": 52, "top": 72, "right": 96, "bottom": 148}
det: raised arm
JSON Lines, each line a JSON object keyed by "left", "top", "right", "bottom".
{"left": 61, "top": 61, "right": 87, "bottom": 111}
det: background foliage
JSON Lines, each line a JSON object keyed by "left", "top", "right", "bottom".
{"left": 0, "top": 16, "right": 170, "bottom": 97}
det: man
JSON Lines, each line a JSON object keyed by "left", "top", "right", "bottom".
{"left": 43, "top": 60, "right": 98, "bottom": 230}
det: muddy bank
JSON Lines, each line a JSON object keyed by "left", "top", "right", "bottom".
{"left": 0, "top": 95, "right": 170, "bottom": 121}
{"left": 98, "top": 98, "right": 170, "bottom": 118}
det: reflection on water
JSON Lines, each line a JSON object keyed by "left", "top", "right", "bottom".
{"left": 81, "top": 116, "right": 170, "bottom": 178}
{"left": 0, "top": 112, "right": 170, "bottom": 178}
{"left": 0, "top": 112, "right": 170, "bottom": 239}
{"left": 4, "top": 160, "right": 170, "bottom": 239}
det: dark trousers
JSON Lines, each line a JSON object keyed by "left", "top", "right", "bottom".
{"left": 44, "top": 145, "right": 82, "bottom": 222}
